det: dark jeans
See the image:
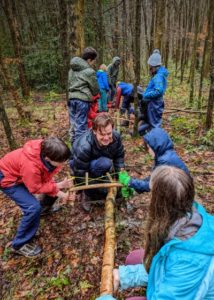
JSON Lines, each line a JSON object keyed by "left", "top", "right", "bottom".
{"left": 0, "top": 172, "right": 57, "bottom": 249}
{"left": 68, "top": 99, "right": 90, "bottom": 143}
{"left": 70, "top": 157, "right": 113, "bottom": 199}
{"left": 121, "top": 95, "right": 134, "bottom": 116}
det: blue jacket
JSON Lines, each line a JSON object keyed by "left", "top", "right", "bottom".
{"left": 129, "top": 128, "right": 189, "bottom": 193}
{"left": 118, "top": 203, "right": 214, "bottom": 300}
{"left": 96, "top": 70, "right": 110, "bottom": 91}
{"left": 142, "top": 66, "right": 168, "bottom": 128}
{"left": 96, "top": 203, "right": 214, "bottom": 300}
{"left": 118, "top": 82, "right": 134, "bottom": 96}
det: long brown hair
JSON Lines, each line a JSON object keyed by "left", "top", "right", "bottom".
{"left": 144, "top": 166, "right": 194, "bottom": 271}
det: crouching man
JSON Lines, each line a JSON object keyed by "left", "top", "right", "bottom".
{"left": 71, "top": 113, "right": 125, "bottom": 212}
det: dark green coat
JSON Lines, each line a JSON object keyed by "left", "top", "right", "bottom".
{"left": 68, "top": 57, "right": 99, "bottom": 102}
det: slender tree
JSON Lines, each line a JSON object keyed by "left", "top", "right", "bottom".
{"left": 2, "top": 0, "right": 30, "bottom": 97}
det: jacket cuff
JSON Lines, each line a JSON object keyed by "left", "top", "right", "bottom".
{"left": 119, "top": 264, "right": 148, "bottom": 290}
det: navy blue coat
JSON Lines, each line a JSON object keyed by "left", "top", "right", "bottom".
{"left": 72, "top": 129, "right": 125, "bottom": 182}
{"left": 129, "top": 128, "right": 189, "bottom": 193}
{"left": 142, "top": 66, "right": 168, "bottom": 128}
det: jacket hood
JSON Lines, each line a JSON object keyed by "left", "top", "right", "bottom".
{"left": 22, "top": 140, "right": 42, "bottom": 161}
{"left": 96, "top": 70, "right": 104, "bottom": 78}
{"left": 157, "top": 66, "right": 169, "bottom": 78}
{"left": 144, "top": 128, "right": 173, "bottom": 157}
{"left": 166, "top": 203, "right": 214, "bottom": 255}
{"left": 70, "top": 57, "right": 91, "bottom": 71}
{"left": 112, "top": 56, "right": 121, "bottom": 64}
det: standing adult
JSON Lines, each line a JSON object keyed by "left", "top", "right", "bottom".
{"left": 107, "top": 56, "right": 121, "bottom": 102}
{"left": 68, "top": 47, "right": 99, "bottom": 143}
{"left": 138, "top": 49, "right": 168, "bottom": 136}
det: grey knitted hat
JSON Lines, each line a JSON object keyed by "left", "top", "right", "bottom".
{"left": 147, "top": 49, "right": 162, "bottom": 66}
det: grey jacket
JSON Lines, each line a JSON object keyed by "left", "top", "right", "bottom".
{"left": 107, "top": 56, "right": 121, "bottom": 87}
{"left": 68, "top": 57, "right": 99, "bottom": 102}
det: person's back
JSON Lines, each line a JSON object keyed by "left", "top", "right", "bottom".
{"left": 119, "top": 128, "right": 189, "bottom": 194}
{"left": 97, "top": 166, "right": 214, "bottom": 300}
{"left": 67, "top": 47, "right": 99, "bottom": 143}
{"left": 107, "top": 56, "right": 121, "bottom": 101}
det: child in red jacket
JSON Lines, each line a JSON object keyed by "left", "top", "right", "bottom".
{"left": 0, "top": 137, "right": 72, "bottom": 257}
{"left": 88, "top": 93, "right": 100, "bottom": 128}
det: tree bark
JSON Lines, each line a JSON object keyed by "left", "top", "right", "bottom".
{"left": 0, "top": 85, "right": 17, "bottom": 150}
{"left": 2, "top": 0, "right": 30, "bottom": 97}
{"left": 206, "top": 6, "right": 214, "bottom": 130}
{"left": 133, "top": 0, "right": 141, "bottom": 137}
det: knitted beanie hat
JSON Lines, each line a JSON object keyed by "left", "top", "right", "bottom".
{"left": 147, "top": 49, "right": 162, "bottom": 66}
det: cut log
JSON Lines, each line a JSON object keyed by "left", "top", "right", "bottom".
{"left": 100, "top": 184, "right": 117, "bottom": 295}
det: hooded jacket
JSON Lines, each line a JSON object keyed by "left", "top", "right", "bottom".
{"left": 129, "top": 128, "right": 189, "bottom": 193}
{"left": 68, "top": 57, "right": 99, "bottom": 102}
{"left": 0, "top": 140, "right": 60, "bottom": 196}
{"left": 142, "top": 66, "right": 169, "bottom": 128}
{"left": 72, "top": 129, "right": 125, "bottom": 181}
{"left": 107, "top": 57, "right": 121, "bottom": 87}
{"left": 96, "top": 70, "right": 110, "bottom": 91}
{"left": 117, "top": 203, "right": 214, "bottom": 300}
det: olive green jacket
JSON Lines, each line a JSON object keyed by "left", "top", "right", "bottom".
{"left": 68, "top": 57, "right": 99, "bottom": 102}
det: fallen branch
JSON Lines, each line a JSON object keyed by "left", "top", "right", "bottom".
{"left": 69, "top": 182, "right": 122, "bottom": 192}
{"left": 164, "top": 108, "right": 213, "bottom": 114}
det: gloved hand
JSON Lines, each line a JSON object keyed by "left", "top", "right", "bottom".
{"left": 96, "top": 295, "right": 116, "bottom": 300}
{"left": 121, "top": 187, "right": 134, "bottom": 199}
{"left": 119, "top": 171, "right": 131, "bottom": 186}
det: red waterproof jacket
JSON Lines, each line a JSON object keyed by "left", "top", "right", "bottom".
{"left": 0, "top": 140, "right": 60, "bottom": 196}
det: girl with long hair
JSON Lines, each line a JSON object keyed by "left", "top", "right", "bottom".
{"left": 97, "top": 166, "right": 214, "bottom": 300}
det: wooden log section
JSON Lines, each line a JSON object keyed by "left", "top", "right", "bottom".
{"left": 100, "top": 185, "right": 117, "bottom": 295}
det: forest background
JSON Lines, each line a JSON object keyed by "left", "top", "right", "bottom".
{"left": 0, "top": 0, "right": 214, "bottom": 299}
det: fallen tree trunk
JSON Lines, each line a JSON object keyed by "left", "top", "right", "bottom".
{"left": 100, "top": 183, "right": 117, "bottom": 295}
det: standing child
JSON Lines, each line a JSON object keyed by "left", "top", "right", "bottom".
{"left": 96, "top": 64, "right": 110, "bottom": 112}
{"left": 138, "top": 49, "right": 168, "bottom": 136}
{"left": 68, "top": 47, "right": 99, "bottom": 143}
{"left": 0, "top": 137, "right": 72, "bottom": 257}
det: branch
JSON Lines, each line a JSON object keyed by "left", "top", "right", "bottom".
{"left": 69, "top": 182, "right": 122, "bottom": 192}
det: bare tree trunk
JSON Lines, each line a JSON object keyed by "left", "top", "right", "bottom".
{"left": 199, "top": 0, "right": 213, "bottom": 100}
{"left": 0, "top": 85, "right": 17, "bottom": 150}
{"left": 2, "top": 0, "right": 30, "bottom": 97}
{"left": 133, "top": 0, "right": 141, "bottom": 137}
{"left": 164, "top": 0, "right": 170, "bottom": 68}
{"left": 58, "top": 0, "right": 69, "bottom": 89}
{"left": 0, "top": 47, "right": 28, "bottom": 121}
{"left": 180, "top": 0, "right": 188, "bottom": 83}
{"left": 154, "top": 0, "right": 165, "bottom": 51}
{"left": 189, "top": 3, "right": 200, "bottom": 105}
{"left": 68, "top": 0, "right": 85, "bottom": 57}
{"left": 97, "top": 0, "right": 104, "bottom": 64}
{"left": 122, "top": 0, "right": 127, "bottom": 81}
{"left": 206, "top": 7, "right": 214, "bottom": 130}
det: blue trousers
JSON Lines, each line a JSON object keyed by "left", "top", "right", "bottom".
{"left": 0, "top": 184, "right": 41, "bottom": 249}
{"left": 98, "top": 89, "right": 108, "bottom": 112}
{"left": 121, "top": 95, "right": 134, "bottom": 116}
{"left": 68, "top": 99, "right": 90, "bottom": 143}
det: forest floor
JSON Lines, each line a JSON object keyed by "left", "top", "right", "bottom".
{"left": 0, "top": 82, "right": 214, "bottom": 300}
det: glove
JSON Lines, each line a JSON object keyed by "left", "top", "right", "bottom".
{"left": 96, "top": 295, "right": 116, "bottom": 300}
{"left": 119, "top": 171, "right": 131, "bottom": 186}
{"left": 92, "top": 93, "right": 101, "bottom": 101}
{"left": 121, "top": 187, "right": 134, "bottom": 199}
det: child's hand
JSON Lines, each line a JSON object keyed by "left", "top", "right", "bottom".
{"left": 57, "top": 191, "right": 69, "bottom": 201}
{"left": 57, "top": 178, "right": 73, "bottom": 189}
{"left": 113, "top": 268, "right": 120, "bottom": 292}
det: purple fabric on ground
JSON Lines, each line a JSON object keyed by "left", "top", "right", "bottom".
{"left": 125, "top": 249, "right": 145, "bottom": 265}
{"left": 126, "top": 297, "right": 146, "bottom": 300}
